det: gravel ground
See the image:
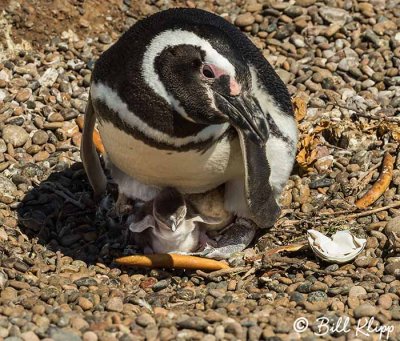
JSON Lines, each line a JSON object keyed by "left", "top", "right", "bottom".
{"left": 0, "top": 0, "right": 400, "bottom": 340}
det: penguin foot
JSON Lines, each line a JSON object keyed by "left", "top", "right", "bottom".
{"left": 114, "top": 192, "right": 132, "bottom": 215}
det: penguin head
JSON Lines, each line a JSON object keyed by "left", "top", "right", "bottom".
{"left": 145, "top": 24, "right": 269, "bottom": 146}
{"left": 153, "top": 187, "right": 187, "bottom": 232}
{"left": 154, "top": 44, "right": 244, "bottom": 126}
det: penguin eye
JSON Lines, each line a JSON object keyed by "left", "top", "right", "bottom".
{"left": 202, "top": 65, "right": 215, "bottom": 79}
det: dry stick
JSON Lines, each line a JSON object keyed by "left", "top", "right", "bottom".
{"left": 197, "top": 266, "right": 250, "bottom": 279}
{"left": 355, "top": 152, "right": 395, "bottom": 209}
{"left": 326, "top": 201, "right": 400, "bottom": 222}
{"left": 280, "top": 201, "right": 400, "bottom": 227}
{"left": 42, "top": 183, "right": 86, "bottom": 209}
{"left": 353, "top": 162, "right": 382, "bottom": 196}
{"left": 241, "top": 267, "right": 256, "bottom": 280}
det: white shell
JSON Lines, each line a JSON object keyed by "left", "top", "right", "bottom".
{"left": 307, "top": 229, "right": 366, "bottom": 264}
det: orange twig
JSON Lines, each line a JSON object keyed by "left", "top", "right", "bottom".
{"left": 355, "top": 153, "right": 395, "bottom": 209}
{"left": 114, "top": 254, "right": 230, "bottom": 271}
{"left": 75, "top": 116, "right": 105, "bottom": 154}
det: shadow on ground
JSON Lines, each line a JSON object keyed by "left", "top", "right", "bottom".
{"left": 15, "top": 162, "right": 135, "bottom": 265}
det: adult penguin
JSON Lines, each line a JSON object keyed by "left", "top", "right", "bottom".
{"left": 81, "top": 8, "right": 298, "bottom": 228}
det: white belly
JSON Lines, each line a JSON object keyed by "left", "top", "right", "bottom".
{"left": 98, "top": 121, "right": 244, "bottom": 193}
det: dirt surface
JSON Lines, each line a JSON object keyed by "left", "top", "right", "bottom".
{"left": 1, "top": 0, "right": 126, "bottom": 47}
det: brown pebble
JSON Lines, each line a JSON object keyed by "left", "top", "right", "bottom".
{"left": 32, "top": 304, "right": 45, "bottom": 315}
{"left": 302, "top": 301, "right": 329, "bottom": 312}
{"left": 78, "top": 297, "right": 94, "bottom": 311}
{"left": 227, "top": 279, "right": 237, "bottom": 291}
{"left": 347, "top": 296, "right": 360, "bottom": 309}
{"left": 33, "top": 151, "right": 50, "bottom": 162}
{"left": 82, "top": 331, "right": 98, "bottom": 341}
{"left": 106, "top": 297, "right": 123, "bottom": 312}
{"left": 47, "top": 112, "right": 64, "bottom": 122}
{"left": 235, "top": 13, "right": 255, "bottom": 27}
{"left": 378, "top": 294, "right": 393, "bottom": 310}
{"left": 136, "top": 312, "right": 156, "bottom": 327}
{"left": 21, "top": 331, "right": 40, "bottom": 341}
{"left": 15, "top": 88, "right": 32, "bottom": 102}
{"left": 8, "top": 280, "right": 30, "bottom": 290}
{"left": 354, "top": 303, "right": 378, "bottom": 318}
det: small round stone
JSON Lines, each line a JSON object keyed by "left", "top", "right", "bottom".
{"left": 106, "top": 297, "right": 123, "bottom": 312}
{"left": 235, "top": 13, "right": 255, "bottom": 27}
{"left": 2, "top": 125, "right": 29, "bottom": 147}
{"left": 78, "top": 297, "right": 93, "bottom": 310}
{"left": 354, "top": 303, "right": 378, "bottom": 318}
{"left": 82, "top": 331, "right": 98, "bottom": 341}
{"left": 349, "top": 286, "right": 367, "bottom": 297}
{"left": 136, "top": 313, "right": 156, "bottom": 327}
{"left": 378, "top": 294, "right": 393, "bottom": 310}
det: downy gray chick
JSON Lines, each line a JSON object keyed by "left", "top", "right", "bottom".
{"left": 129, "top": 187, "right": 217, "bottom": 254}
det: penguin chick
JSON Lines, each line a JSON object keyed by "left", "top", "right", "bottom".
{"left": 186, "top": 185, "right": 234, "bottom": 232}
{"left": 129, "top": 187, "right": 216, "bottom": 254}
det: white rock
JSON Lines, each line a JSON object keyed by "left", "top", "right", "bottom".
{"left": 39, "top": 68, "right": 59, "bottom": 87}
{"left": 0, "top": 70, "right": 10, "bottom": 82}
{"left": 319, "top": 7, "right": 351, "bottom": 26}
{"left": 0, "top": 89, "right": 7, "bottom": 102}
{"left": 276, "top": 69, "right": 292, "bottom": 84}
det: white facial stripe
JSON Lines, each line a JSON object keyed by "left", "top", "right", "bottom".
{"left": 266, "top": 136, "right": 296, "bottom": 196}
{"left": 142, "top": 29, "right": 236, "bottom": 113}
{"left": 91, "top": 82, "right": 229, "bottom": 146}
{"left": 249, "top": 67, "right": 298, "bottom": 144}
{"left": 249, "top": 66, "right": 298, "bottom": 196}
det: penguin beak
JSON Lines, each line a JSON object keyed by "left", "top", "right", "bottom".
{"left": 215, "top": 93, "right": 268, "bottom": 146}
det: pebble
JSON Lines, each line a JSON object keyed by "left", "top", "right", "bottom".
{"left": 50, "top": 330, "right": 82, "bottom": 341}
{"left": 78, "top": 297, "right": 93, "bottom": 310}
{"left": 0, "top": 271, "right": 8, "bottom": 290}
{"left": 82, "top": 331, "right": 98, "bottom": 341}
{"left": 39, "top": 68, "right": 59, "bottom": 87}
{"left": 32, "top": 131, "right": 49, "bottom": 145}
{"left": 136, "top": 313, "right": 155, "bottom": 327}
{"left": 319, "top": 7, "right": 351, "bottom": 26}
{"left": 235, "top": 13, "right": 255, "bottom": 27}
{"left": 74, "top": 277, "right": 97, "bottom": 287}
{"left": 106, "top": 297, "right": 123, "bottom": 312}
{"left": 15, "top": 88, "right": 32, "bottom": 102}
{"left": 385, "top": 263, "right": 400, "bottom": 278}
{"left": 295, "top": 0, "right": 316, "bottom": 6}
{"left": 349, "top": 286, "right": 367, "bottom": 298}
{"left": 21, "top": 331, "right": 40, "bottom": 341}
{"left": 177, "top": 317, "right": 209, "bottom": 331}
{"left": 378, "top": 294, "right": 393, "bottom": 310}
{"left": 308, "top": 291, "right": 328, "bottom": 302}
{"left": 2, "top": 125, "right": 29, "bottom": 147}
{"left": 353, "top": 303, "right": 378, "bottom": 318}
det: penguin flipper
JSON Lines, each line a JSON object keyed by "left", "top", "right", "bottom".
{"left": 81, "top": 94, "right": 107, "bottom": 199}
{"left": 237, "top": 131, "right": 281, "bottom": 228}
